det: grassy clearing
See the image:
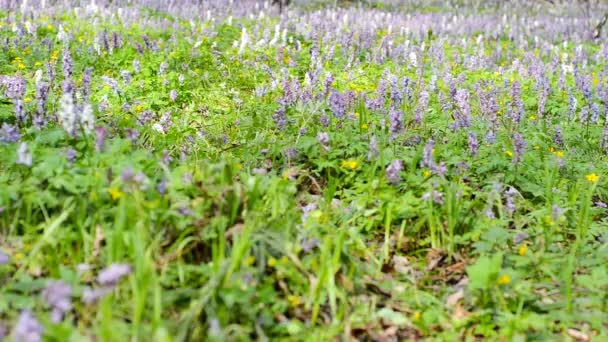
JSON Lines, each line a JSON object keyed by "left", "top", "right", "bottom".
{"left": 0, "top": 0, "right": 608, "bottom": 340}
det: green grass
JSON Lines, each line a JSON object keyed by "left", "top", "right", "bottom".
{"left": 1, "top": 1, "right": 608, "bottom": 341}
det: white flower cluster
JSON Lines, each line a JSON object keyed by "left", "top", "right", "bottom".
{"left": 57, "top": 94, "right": 95, "bottom": 137}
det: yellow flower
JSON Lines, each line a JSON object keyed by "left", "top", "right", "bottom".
{"left": 280, "top": 256, "right": 289, "bottom": 265}
{"left": 341, "top": 160, "right": 359, "bottom": 170}
{"left": 497, "top": 274, "right": 511, "bottom": 285}
{"left": 505, "top": 150, "right": 513, "bottom": 157}
{"left": 423, "top": 170, "right": 431, "bottom": 178}
{"left": 268, "top": 257, "right": 277, "bottom": 267}
{"left": 555, "top": 151, "right": 565, "bottom": 158}
{"left": 17, "top": 63, "right": 26, "bottom": 70}
{"left": 135, "top": 105, "right": 144, "bottom": 111}
{"left": 287, "top": 295, "right": 301, "bottom": 306}
{"left": 108, "top": 187, "right": 123, "bottom": 200}
{"left": 412, "top": 312, "right": 421, "bottom": 321}
{"left": 518, "top": 245, "right": 528, "bottom": 256}
{"left": 245, "top": 256, "right": 256, "bottom": 266}
{"left": 23, "top": 97, "right": 32, "bottom": 103}
{"left": 528, "top": 115, "right": 537, "bottom": 121}
{"left": 34, "top": 61, "right": 42, "bottom": 67}
{"left": 360, "top": 123, "right": 368, "bottom": 130}
{"left": 585, "top": 173, "right": 599, "bottom": 183}
{"left": 548, "top": 147, "right": 555, "bottom": 153}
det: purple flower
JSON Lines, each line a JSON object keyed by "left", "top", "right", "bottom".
{"left": 421, "top": 139, "right": 435, "bottom": 169}
{"left": 0, "top": 250, "right": 9, "bottom": 265}
{"left": 554, "top": 126, "right": 564, "bottom": 147}
{"left": 328, "top": 90, "right": 347, "bottom": 118}
{"left": 284, "top": 148, "right": 298, "bottom": 160}
{"left": 452, "top": 89, "right": 471, "bottom": 130}
{"left": 81, "top": 67, "right": 93, "bottom": 100}
{"left": 423, "top": 190, "right": 444, "bottom": 205}
{"left": 12, "top": 310, "right": 43, "bottom": 342}
{"left": 467, "top": 132, "right": 479, "bottom": 156}
{"left": 551, "top": 205, "right": 563, "bottom": 221}
{"left": 512, "top": 133, "right": 526, "bottom": 164}
{"left": 367, "top": 136, "right": 379, "bottom": 161}
{"left": 301, "top": 203, "right": 318, "bottom": 222}
{"left": 0, "top": 123, "right": 21, "bottom": 143}
{"left": 510, "top": 81, "right": 524, "bottom": 125}
{"left": 169, "top": 89, "right": 178, "bottom": 102}
{"left": 319, "top": 114, "right": 329, "bottom": 127}
{"left": 81, "top": 287, "right": 113, "bottom": 305}
{"left": 505, "top": 187, "right": 518, "bottom": 215}
{"left": 42, "top": 280, "right": 72, "bottom": 323}
{"left": 97, "top": 263, "right": 131, "bottom": 286}
{"left": 415, "top": 90, "right": 429, "bottom": 124}
{"left": 514, "top": 232, "right": 529, "bottom": 244}
{"left": 95, "top": 126, "right": 108, "bottom": 152}
{"left": 389, "top": 108, "right": 404, "bottom": 138}
{"left": 65, "top": 148, "right": 77, "bottom": 165}
{"left": 16, "top": 142, "right": 32, "bottom": 167}
{"left": 157, "top": 179, "right": 168, "bottom": 195}
{"left": 386, "top": 160, "right": 403, "bottom": 186}
{"left": 272, "top": 107, "right": 288, "bottom": 129}
{"left": 316, "top": 132, "right": 330, "bottom": 146}
{"left": 14, "top": 99, "right": 25, "bottom": 123}
{"left": 62, "top": 48, "right": 73, "bottom": 80}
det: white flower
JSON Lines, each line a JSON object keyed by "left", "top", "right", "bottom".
{"left": 152, "top": 123, "right": 165, "bottom": 134}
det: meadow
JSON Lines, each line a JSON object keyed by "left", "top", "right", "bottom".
{"left": 1, "top": 0, "right": 608, "bottom": 340}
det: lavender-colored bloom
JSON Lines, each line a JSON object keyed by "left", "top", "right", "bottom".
{"left": 177, "top": 206, "right": 193, "bottom": 216}
{"left": 316, "top": 132, "right": 329, "bottom": 146}
{"left": 510, "top": 81, "right": 524, "bottom": 125}
{"left": 284, "top": 148, "right": 298, "bottom": 160}
{"left": 169, "top": 89, "right": 178, "bottom": 102}
{"left": 65, "top": 147, "right": 77, "bottom": 165}
{"left": 452, "top": 89, "right": 471, "bottom": 130}
{"left": 567, "top": 91, "right": 577, "bottom": 120}
{"left": 62, "top": 48, "right": 73, "bottom": 80}
{"left": 602, "top": 125, "right": 608, "bottom": 153}
{"left": 514, "top": 232, "right": 529, "bottom": 244}
{"left": 101, "top": 76, "right": 121, "bottom": 96}
{"left": 97, "top": 263, "right": 131, "bottom": 286}
{"left": 81, "top": 67, "right": 93, "bottom": 100}
{"left": 389, "top": 75, "right": 403, "bottom": 106}
{"left": 157, "top": 179, "right": 168, "bottom": 195}
{"left": 120, "top": 70, "right": 132, "bottom": 85}
{"left": 14, "top": 99, "right": 25, "bottom": 123}
{"left": 512, "top": 133, "right": 526, "bottom": 164}
{"left": 328, "top": 90, "right": 347, "bottom": 118}
{"left": 591, "top": 102, "right": 600, "bottom": 124}
{"left": 42, "top": 280, "right": 72, "bottom": 323}
{"left": 551, "top": 205, "right": 563, "bottom": 222}
{"left": 319, "top": 114, "right": 329, "bottom": 127}
{"left": 423, "top": 190, "right": 444, "bottom": 205}
{"left": 580, "top": 104, "right": 590, "bottom": 124}
{"left": 0, "top": 123, "right": 21, "bottom": 143}
{"left": 386, "top": 160, "right": 403, "bottom": 185}
{"left": 553, "top": 126, "right": 564, "bottom": 146}
{"left": 421, "top": 139, "right": 435, "bottom": 169}
{"left": 95, "top": 126, "right": 108, "bottom": 152}
{"left": 505, "top": 187, "right": 518, "bottom": 215}
{"left": 301, "top": 237, "right": 320, "bottom": 252}
{"left": 2, "top": 75, "right": 26, "bottom": 99}
{"left": 272, "top": 107, "right": 288, "bottom": 129}
{"left": 11, "top": 310, "right": 43, "bottom": 342}
{"left": 486, "top": 129, "right": 496, "bottom": 145}
{"left": 159, "top": 62, "right": 168, "bottom": 75}
{"left": 81, "top": 287, "right": 113, "bottom": 305}
{"left": 301, "top": 203, "right": 318, "bottom": 222}
{"left": 368, "top": 135, "right": 379, "bottom": 161}
{"left": 389, "top": 108, "right": 403, "bottom": 137}
{"left": 415, "top": 90, "right": 429, "bottom": 124}
{"left": 35, "top": 80, "right": 49, "bottom": 118}
{"left": 467, "top": 132, "right": 479, "bottom": 156}
{"left": 0, "top": 250, "right": 9, "bottom": 265}
{"left": 162, "top": 150, "right": 172, "bottom": 165}
{"left": 182, "top": 172, "right": 193, "bottom": 186}
{"left": 16, "top": 142, "right": 32, "bottom": 167}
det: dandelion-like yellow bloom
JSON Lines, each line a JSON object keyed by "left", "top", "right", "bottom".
{"left": 497, "top": 274, "right": 511, "bottom": 285}
{"left": 341, "top": 160, "right": 359, "bottom": 170}
{"left": 518, "top": 245, "right": 528, "bottom": 256}
{"left": 108, "top": 187, "right": 123, "bottom": 200}
{"left": 555, "top": 151, "right": 565, "bottom": 158}
{"left": 505, "top": 150, "right": 513, "bottom": 157}
{"left": 585, "top": 173, "right": 599, "bottom": 183}
{"left": 423, "top": 170, "right": 431, "bottom": 178}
